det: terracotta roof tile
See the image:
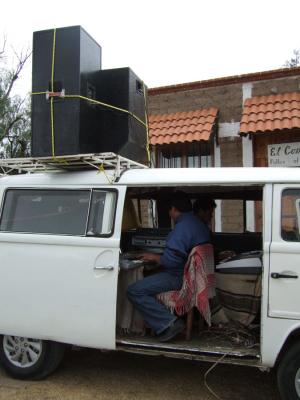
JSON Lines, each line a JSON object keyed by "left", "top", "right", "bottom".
{"left": 240, "top": 92, "right": 300, "bottom": 135}
{"left": 149, "top": 108, "right": 218, "bottom": 145}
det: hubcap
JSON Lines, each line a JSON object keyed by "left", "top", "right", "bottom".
{"left": 3, "top": 336, "right": 42, "bottom": 368}
{"left": 296, "top": 367, "right": 300, "bottom": 397}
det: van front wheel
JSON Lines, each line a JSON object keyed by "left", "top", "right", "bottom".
{"left": 0, "top": 335, "right": 65, "bottom": 379}
{"left": 277, "top": 342, "right": 300, "bottom": 400}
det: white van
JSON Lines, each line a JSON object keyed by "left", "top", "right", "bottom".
{"left": 0, "top": 154, "right": 300, "bottom": 400}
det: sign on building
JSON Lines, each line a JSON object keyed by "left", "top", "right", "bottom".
{"left": 268, "top": 142, "right": 300, "bottom": 167}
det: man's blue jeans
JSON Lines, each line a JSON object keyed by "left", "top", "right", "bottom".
{"left": 127, "top": 272, "right": 183, "bottom": 334}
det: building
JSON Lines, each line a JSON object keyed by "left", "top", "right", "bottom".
{"left": 147, "top": 67, "right": 300, "bottom": 231}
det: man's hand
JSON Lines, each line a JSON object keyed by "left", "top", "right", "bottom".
{"left": 139, "top": 252, "right": 161, "bottom": 264}
{"left": 218, "top": 250, "right": 236, "bottom": 262}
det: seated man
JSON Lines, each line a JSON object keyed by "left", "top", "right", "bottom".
{"left": 193, "top": 197, "right": 216, "bottom": 232}
{"left": 193, "top": 197, "right": 235, "bottom": 261}
{"left": 127, "top": 191, "right": 211, "bottom": 342}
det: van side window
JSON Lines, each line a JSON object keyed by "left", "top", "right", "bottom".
{"left": 87, "top": 190, "right": 117, "bottom": 236}
{"left": 281, "top": 189, "right": 300, "bottom": 242}
{"left": 0, "top": 189, "right": 90, "bottom": 235}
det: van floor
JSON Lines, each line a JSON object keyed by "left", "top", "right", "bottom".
{"left": 116, "top": 326, "right": 261, "bottom": 367}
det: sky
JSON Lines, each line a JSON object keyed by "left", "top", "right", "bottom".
{"left": 1, "top": 0, "right": 300, "bottom": 96}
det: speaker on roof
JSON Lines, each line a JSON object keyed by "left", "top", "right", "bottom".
{"left": 31, "top": 25, "right": 102, "bottom": 157}
{"left": 90, "top": 67, "right": 148, "bottom": 164}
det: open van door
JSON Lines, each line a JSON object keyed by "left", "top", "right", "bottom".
{"left": 0, "top": 185, "right": 127, "bottom": 349}
{"left": 269, "top": 184, "right": 300, "bottom": 320}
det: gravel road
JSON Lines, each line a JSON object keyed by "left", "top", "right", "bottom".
{"left": 0, "top": 348, "right": 281, "bottom": 400}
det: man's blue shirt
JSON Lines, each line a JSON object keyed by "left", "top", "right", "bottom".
{"left": 160, "top": 212, "right": 210, "bottom": 276}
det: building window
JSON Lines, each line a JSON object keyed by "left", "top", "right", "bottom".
{"left": 156, "top": 142, "right": 212, "bottom": 168}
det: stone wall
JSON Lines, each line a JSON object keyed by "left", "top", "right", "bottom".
{"left": 252, "top": 75, "right": 300, "bottom": 97}
{"left": 219, "top": 137, "right": 244, "bottom": 231}
{"left": 219, "top": 137, "right": 243, "bottom": 167}
{"left": 149, "top": 83, "right": 243, "bottom": 123}
{"left": 221, "top": 200, "right": 244, "bottom": 233}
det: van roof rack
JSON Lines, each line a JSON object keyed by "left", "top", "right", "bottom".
{"left": 0, "top": 152, "right": 148, "bottom": 178}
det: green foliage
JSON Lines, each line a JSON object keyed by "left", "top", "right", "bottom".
{"left": 0, "top": 42, "right": 31, "bottom": 158}
{"left": 284, "top": 49, "right": 300, "bottom": 68}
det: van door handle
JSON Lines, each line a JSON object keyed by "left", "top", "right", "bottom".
{"left": 94, "top": 266, "right": 114, "bottom": 271}
{"left": 271, "top": 272, "right": 298, "bottom": 279}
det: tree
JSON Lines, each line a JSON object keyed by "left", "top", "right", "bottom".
{"left": 284, "top": 49, "right": 300, "bottom": 68}
{"left": 0, "top": 39, "right": 31, "bottom": 158}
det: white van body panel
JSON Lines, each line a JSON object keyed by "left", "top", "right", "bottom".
{"left": 269, "top": 184, "right": 300, "bottom": 320}
{"left": 2, "top": 166, "right": 299, "bottom": 188}
{"left": 118, "top": 167, "right": 300, "bottom": 186}
{"left": 0, "top": 235, "right": 119, "bottom": 348}
{"left": 262, "top": 317, "right": 300, "bottom": 366}
{"left": 0, "top": 176, "right": 126, "bottom": 349}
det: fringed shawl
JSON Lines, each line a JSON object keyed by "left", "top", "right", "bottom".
{"left": 157, "top": 244, "right": 216, "bottom": 326}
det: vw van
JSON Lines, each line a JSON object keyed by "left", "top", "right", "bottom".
{"left": 0, "top": 154, "right": 299, "bottom": 400}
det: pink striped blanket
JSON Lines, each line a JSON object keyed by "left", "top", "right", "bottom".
{"left": 157, "top": 244, "right": 216, "bottom": 326}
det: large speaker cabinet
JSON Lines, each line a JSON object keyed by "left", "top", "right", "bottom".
{"left": 31, "top": 25, "right": 102, "bottom": 157}
{"left": 91, "top": 67, "right": 148, "bottom": 164}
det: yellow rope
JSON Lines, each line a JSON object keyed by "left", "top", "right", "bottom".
{"left": 31, "top": 92, "right": 148, "bottom": 129}
{"left": 96, "top": 164, "right": 113, "bottom": 184}
{"left": 32, "top": 91, "right": 48, "bottom": 96}
{"left": 53, "top": 157, "right": 69, "bottom": 165}
{"left": 50, "top": 97, "right": 55, "bottom": 158}
{"left": 66, "top": 94, "right": 147, "bottom": 127}
{"left": 143, "top": 83, "right": 151, "bottom": 165}
{"left": 51, "top": 29, "right": 56, "bottom": 92}
{"left": 50, "top": 29, "right": 56, "bottom": 158}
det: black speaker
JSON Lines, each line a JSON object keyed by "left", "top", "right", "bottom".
{"left": 31, "top": 25, "right": 102, "bottom": 157}
{"left": 90, "top": 67, "right": 148, "bottom": 164}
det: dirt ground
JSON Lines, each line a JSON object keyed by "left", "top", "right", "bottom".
{"left": 0, "top": 348, "right": 281, "bottom": 400}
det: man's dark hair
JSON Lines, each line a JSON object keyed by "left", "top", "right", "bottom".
{"left": 167, "top": 191, "right": 192, "bottom": 213}
{"left": 193, "top": 197, "right": 216, "bottom": 214}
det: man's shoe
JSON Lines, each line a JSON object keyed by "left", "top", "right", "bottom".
{"left": 158, "top": 319, "right": 185, "bottom": 342}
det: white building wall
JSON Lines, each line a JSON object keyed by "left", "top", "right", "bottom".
{"left": 218, "top": 122, "right": 240, "bottom": 138}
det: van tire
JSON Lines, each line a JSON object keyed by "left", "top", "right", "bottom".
{"left": 0, "top": 335, "right": 65, "bottom": 380}
{"left": 277, "top": 341, "right": 300, "bottom": 400}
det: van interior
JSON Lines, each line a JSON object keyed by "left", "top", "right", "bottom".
{"left": 116, "top": 183, "right": 263, "bottom": 366}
